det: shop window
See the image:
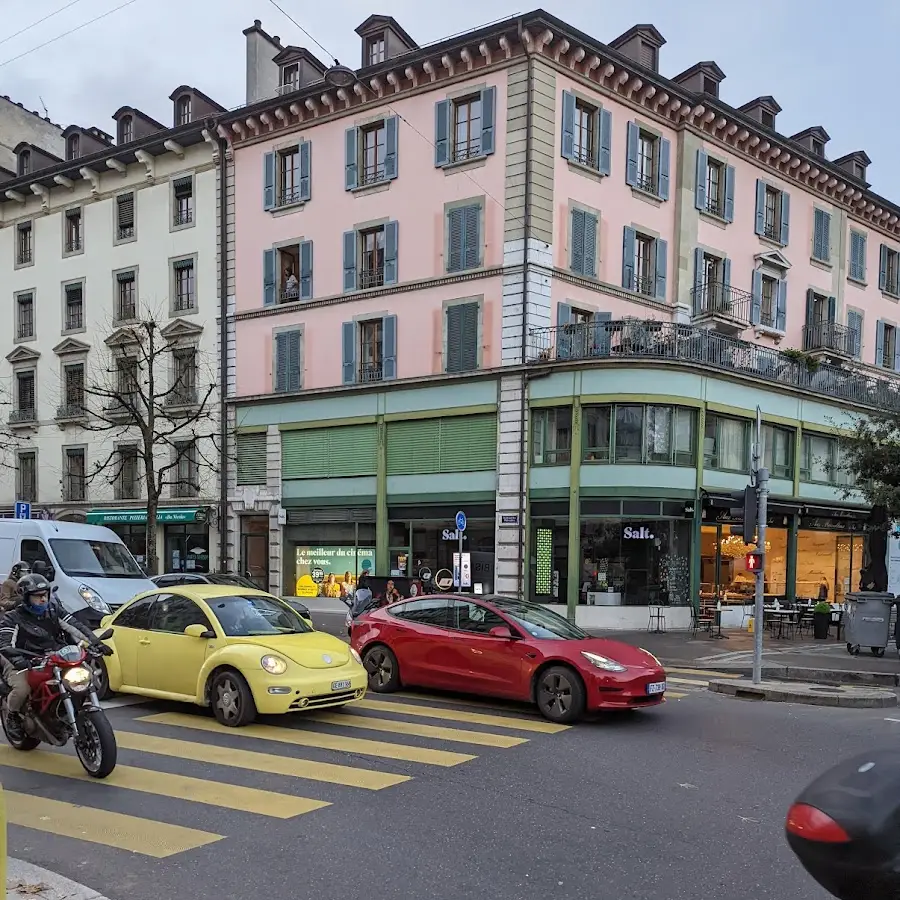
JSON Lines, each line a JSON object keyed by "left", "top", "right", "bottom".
{"left": 532, "top": 407, "right": 572, "bottom": 465}
{"left": 761, "top": 424, "right": 794, "bottom": 479}
{"left": 704, "top": 415, "right": 749, "bottom": 472}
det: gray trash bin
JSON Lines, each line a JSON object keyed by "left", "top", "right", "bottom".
{"left": 844, "top": 592, "right": 895, "bottom": 658}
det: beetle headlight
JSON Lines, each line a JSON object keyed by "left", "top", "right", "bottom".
{"left": 260, "top": 655, "right": 287, "bottom": 675}
{"left": 62, "top": 665, "right": 93, "bottom": 693}
{"left": 350, "top": 647, "right": 362, "bottom": 665}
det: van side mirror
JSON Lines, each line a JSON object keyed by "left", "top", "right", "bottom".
{"left": 184, "top": 624, "right": 215, "bottom": 639}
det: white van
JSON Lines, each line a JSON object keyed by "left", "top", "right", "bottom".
{"left": 0, "top": 520, "right": 156, "bottom": 627}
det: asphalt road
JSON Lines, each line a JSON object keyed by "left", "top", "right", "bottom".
{"left": 5, "top": 675, "right": 890, "bottom": 900}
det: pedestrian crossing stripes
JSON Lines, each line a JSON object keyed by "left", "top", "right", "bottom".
{"left": 3, "top": 693, "right": 570, "bottom": 859}
{"left": 663, "top": 667, "right": 739, "bottom": 699}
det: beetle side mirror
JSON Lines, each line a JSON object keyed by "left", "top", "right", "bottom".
{"left": 184, "top": 624, "right": 215, "bottom": 639}
{"left": 786, "top": 749, "right": 900, "bottom": 899}
{"left": 97, "top": 628, "right": 114, "bottom": 641}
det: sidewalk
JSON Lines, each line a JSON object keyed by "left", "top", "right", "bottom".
{"left": 7, "top": 859, "right": 113, "bottom": 900}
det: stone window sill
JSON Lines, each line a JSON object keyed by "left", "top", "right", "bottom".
{"left": 631, "top": 186, "right": 662, "bottom": 207}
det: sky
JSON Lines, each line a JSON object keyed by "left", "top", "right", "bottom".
{"left": 2, "top": 0, "right": 899, "bottom": 199}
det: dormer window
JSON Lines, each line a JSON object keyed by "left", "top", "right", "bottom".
{"left": 703, "top": 76, "right": 717, "bottom": 95}
{"left": 855, "top": 163, "right": 866, "bottom": 179}
{"left": 366, "top": 33, "right": 386, "bottom": 65}
{"left": 761, "top": 110, "right": 775, "bottom": 129}
{"left": 176, "top": 95, "right": 192, "bottom": 126}
{"left": 812, "top": 139, "right": 824, "bottom": 157}
{"left": 66, "top": 134, "right": 80, "bottom": 160}
{"left": 279, "top": 63, "right": 300, "bottom": 93}
{"left": 640, "top": 42, "right": 657, "bottom": 70}
{"left": 18, "top": 150, "right": 30, "bottom": 176}
{"left": 119, "top": 116, "right": 133, "bottom": 144}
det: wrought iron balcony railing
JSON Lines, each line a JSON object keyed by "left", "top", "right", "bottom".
{"left": 359, "top": 363, "right": 384, "bottom": 383}
{"left": 527, "top": 319, "right": 900, "bottom": 411}
{"left": 691, "top": 282, "right": 753, "bottom": 325}
{"left": 803, "top": 321, "right": 859, "bottom": 357}
{"left": 56, "top": 403, "right": 86, "bottom": 421}
{"left": 8, "top": 407, "right": 35, "bottom": 425}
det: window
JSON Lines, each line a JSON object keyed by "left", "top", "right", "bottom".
{"left": 706, "top": 158, "right": 723, "bottom": 216}
{"left": 812, "top": 208, "right": 832, "bottom": 263}
{"left": 573, "top": 99, "right": 595, "bottom": 167}
{"left": 345, "top": 121, "right": 396, "bottom": 190}
{"left": 694, "top": 150, "right": 734, "bottom": 222}
{"left": 359, "top": 226, "right": 386, "bottom": 288}
{"left": 16, "top": 222, "right": 32, "bottom": 265}
{"left": 761, "top": 110, "right": 776, "bottom": 129}
{"left": 445, "top": 301, "right": 479, "bottom": 373}
{"left": 358, "top": 319, "right": 384, "bottom": 382}
{"left": 877, "top": 321, "right": 898, "bottom": 370}
{"left": 116, "top": 193, "right": 135, "bottom": 240}
{"left": 762, "top": 424, "right": 794, "bottom": 479}
{"left": 532, "top": 407, "right": 572, "bottom": 465}
{"left": 279, "top": 63, "right": 300, "bottom": 93}
{"left": 173, "top": 440, "right": 199, "bottom": 498}
{"left": 759, "top": 275, "right": 777, "bottom": 328}
{"left": 16, "top": 293, "right": 34, "bottom": 340}
{"left": 115, "top": 445, "right": 139, "bottom": 500}
{"left": 116, "top": 356, "right": 139, "bottom": 408}
{"left": 116, "top": 271, "right": 137, "bottom": 321}
{"left": 569, "top": 207, "right": 598, "bottom": 277}
{"left": 764, "top": 188, "right": 779, "bottom": 239}
{"left": 15, "top": 371, "right": 35, "bottom": 421}
{"left": 62, "top": 363, "right": 85, "bottom": 415}
{"left": 176, "top": 95, "right": 192, "bottom": 126}
{"left": 64, "top": 209, "right": 82, "bottom": 253}
{"left": 561, "top": 92, "right": 611, "bottom": 174}
{"left": 172, "top": 176, "right": 193, "bottom": 227}
{"left": 848, "top": 310, "right": 863, "bottom": 358}
{"left": 113, "top": 595, "right": 154, "bottom": 630}
{"left": 171, "top": 348, "right": 198, "bottom": 405}
{"left": 64, "top": 283, "right": 84, "bottom": 331}
{"left": 636, "top": 130, "right": 657, "bottom": 193}
{"left": 880, "top": 245, "right": 900, "bottom": 297}
{"left": 118, "top": 116, "right": 133, "bottom": 144}
{"left": 693, "top": 252, "right": 727, "bottom": 314}
{"left": 18, "top": 150, "right": 30, "bottom": 176}
{"left": 448, "top": 599, "right": 506, "bottom": 634}
{"left": 388, "top": 598, "right": 449, "bottom": 628}
{"left": 360, "top": 121, "right": 386, "bottom": 185}
{"left": 614, "top": 405, "right": 644, "bottom": 463}
{"left": 812, "top": 138, "right": 824, "bottom": 157}
{"left": 274, "top": 329, "right": 302, "bottom": 393}
{"left": 150, "top": 595, "right": 211, "bottom": 633}
{"left": 265, "top": 141, "right": 311, "bottom": 208}
{"left": 800, "top": 434, "right": 855, "bottom": 486}
{"left": 434, "top": 89, "right": 496, "bottom": 167}
{"left": 626, "top": 122, "right": 670, "bottom": 198}
{"left": 849, "top": 231, "right": 867, "bottom": 283}
{"left": 278, "top": 146, "right": 301, "bottom": 205}
{"left": 66, "top": 134, "right": 79, "bottom": 160}
{"left": 704, "top": 415, "right": 748, "bottom": 472}
{"left": 452, "top": 94, "right": 482, "bottom": 162}
{"left": 756, "top": 181, "right": 790, "bottom": 244}
{"left": 63, "top": 448, "right": 86, "bottom": 502}
{"left": 447, "top": 203, "right": 481, "bottom": 273}
{"left": 172, "top": 258, "right": 195, "bottom": 312}
{"left": 583, "top": 405, "right": 611, "bottom": 462}
{"left": 16, "top": 451, "right": 36, "bottom": 502}
{"left": 582, "top": 404, "right": 696, "bottom": 466}
{"left": 366, "top": 33, "right": 386, "bottom": 65}
{"left": 628, "top": 231, "right": 657, "bottom": 296}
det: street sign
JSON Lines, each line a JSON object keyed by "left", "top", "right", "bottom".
{"left": 455, "top": 511, "right": 467, "bottom": 532}
{"left": 14, "top": 502, "right": 30, "bottom": 520}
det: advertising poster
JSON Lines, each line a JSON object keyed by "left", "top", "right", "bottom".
{"left": 294, "top": 546, "right": 375, "bottom": 598}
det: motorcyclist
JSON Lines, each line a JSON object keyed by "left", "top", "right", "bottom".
{"left": 0, "top": 562, "right": 30, "bottom": 610}
{"left": 0, "top": 574, "right": 112, "bottom": 736}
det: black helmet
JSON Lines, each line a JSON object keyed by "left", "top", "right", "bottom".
{"left": 9, "top": 562, "right": 29, "bottom": 581}
{"left": 16, "top": 573, "right": 51, "bottom": 602}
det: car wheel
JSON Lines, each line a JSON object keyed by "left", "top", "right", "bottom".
{"left": 210, "top": 670, "right": 257, "bottom": 727}
{"left": 535, "top": 665, "right": 585, "bottom": 724}
{"left": 363, "top": 645, "right": 401, "bottom": 693}
{"left": 92, "top": 658, "right": 112, "bottom": 701}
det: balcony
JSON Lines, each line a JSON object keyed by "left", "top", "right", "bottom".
{"left": 452, "top": 140, "right": 482, "bottom": 163}
{"left": 803, "top": 321, "right": 859, "bottom": 360}
{"left": 359, "top": 267, "right": 385, "bottom": 290}
{"left": 360, "top": 163, "right": 386, "bottom": 187}
{"left": 56, "top": 403, "right": 86, "bottom": 425}
{"left": 173, "top": 209, "right": 193, "bottom": 227}
{"left": 164, "top": 388, "right": 199, "bottom": 412}
{"left": 16, "top": 249, "right": 32, "bottom": 265}
{"left": 276, "top": 81, "right": 300, "bottom": 96}
{"left": 691, "top": 282, "right": 753, "bottom": 333}
{"left": 526, "top": 319, "right": 900, "bottom": 412}
{"left": 275, "top": 189, "right": 303, "bottom": 208}
{"left": 117, "top": 225, "right": 135, "bottom": 240}
{"left": 635, "top": 171, "right": 657, "bottom": 195}
{"left": 8, "top": 407, "right": 36, "bottom": 427}
{"left": 65, "top": 238, "right": 82, "bottom": 253}
{"left": 359, "top": 363, "right": 384, "bottom": 383}
{"left": 103, "top": 398, "right": 136, "bottom": 421}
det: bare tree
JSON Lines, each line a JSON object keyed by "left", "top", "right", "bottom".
{"left": 0, "top": 381, "right": 28, "bottom": 472}
{"left": 81, "top": 305, "right": 218, "bottom": 574}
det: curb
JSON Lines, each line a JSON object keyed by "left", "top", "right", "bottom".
{"left": 7, "top": 858, "right": 113, "bottom": 900}
{"left": 662, "top": 659, "right": 899, "bottom": 688}
{"left": 707, "top": 678, "right": 899, "bottom": 708}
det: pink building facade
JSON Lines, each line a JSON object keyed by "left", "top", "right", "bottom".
{"left": 221, "top": 12, "right": 900, "bottom": 626}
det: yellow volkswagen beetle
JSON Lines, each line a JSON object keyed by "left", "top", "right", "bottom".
{"left": 98, "top": 585, "right": 367, "bottom": 726}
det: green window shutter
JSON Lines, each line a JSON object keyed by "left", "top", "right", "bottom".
{"left": 387, "top": 419, "right": 441, "bottom": 475}
{"left": 438, "top": 414, "right": 497, "bottom": 472}
{"left": 446, "top": 302, "right": 479, "bottom": 374}
{"left": 236, "top": 432, "right": 267, "bottom": 485}
{"left": 282, "top": 425, "right": 377, "bottom": 479}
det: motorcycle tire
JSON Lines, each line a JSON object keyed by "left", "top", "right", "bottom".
{"left": 0, "top": 703, "right": 39, "bottom": 751}
{"left": 74, "top": 709, "right": 117, "bottom": 779}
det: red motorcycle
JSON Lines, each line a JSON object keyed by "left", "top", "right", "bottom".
{"left": 0, "top": 628, "right": 117, "bottom": 778}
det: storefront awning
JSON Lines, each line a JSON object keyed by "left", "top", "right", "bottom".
{"left": 86, "top": 507, "right": 208, "bottom": 525}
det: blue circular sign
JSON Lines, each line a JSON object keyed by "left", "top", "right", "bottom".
{"left": 455, "top": 511, "right": 467, "bottom": 531}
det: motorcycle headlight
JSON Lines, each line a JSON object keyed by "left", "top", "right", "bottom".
{"left": 260, "top": 655, "right": 287, "bottom": 675}
{"left": 62, "top": 665, "right": 93, "bottom": 693}
{"left": 78, "top": 585, "right": 110, "bottom": 614}
{"left": 581, "top": 651, "right": 627, "bottom": 673}
{"left": 350, "top": 647, "right": 362, "bottom": 666}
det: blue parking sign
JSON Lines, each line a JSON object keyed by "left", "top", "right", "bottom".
{"left": 14, "top": 502, "right": 30, "bottom": 520}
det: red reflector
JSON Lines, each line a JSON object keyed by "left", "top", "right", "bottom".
{"left": 786, "top": 803, "right": 851, "bottom": 843}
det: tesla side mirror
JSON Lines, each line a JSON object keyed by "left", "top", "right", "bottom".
{"left": 97, "top": 628, "right": 114, "bottom": 641}
{"left": 184, "top": 624, "right": 215, "bottom": 639}
{"left": 489, "top": 625, "right": 515, "bottom": 639}
{"left": 786, "top": 749, "right": 900, "bottom": 899}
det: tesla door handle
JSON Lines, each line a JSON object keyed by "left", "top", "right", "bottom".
{"left": 525, "top": 652, "right": 537, "bottom": 659}
{"left": 470, "top": 648, "right": 483, "bottom": 655}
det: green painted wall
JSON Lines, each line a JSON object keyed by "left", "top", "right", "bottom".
{"left": 581, "top": 465, "right": 697, "bottom": 491}
{"left": 281, "top": 476, "right": 377, "bottom": 503}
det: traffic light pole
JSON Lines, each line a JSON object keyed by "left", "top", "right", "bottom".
{"left": 752, "top": 406, "right": 769, "bottom": 685}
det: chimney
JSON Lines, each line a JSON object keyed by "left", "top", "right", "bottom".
{"left": 243, "top": 19, "right": 284, "bottom": 105}
{"left": 608, "top": 24, "right": 665, "bottom": 73}
{"left": 739, "top": 96, "right": 781, "bottom": 130}
{"left": 672, "top": 61, "right": 725, "bottom": 98}
{"left": 790, "top": 126, "right": 830, "bottom": 159}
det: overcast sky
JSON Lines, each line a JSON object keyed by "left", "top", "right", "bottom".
{"left": 3, "top": 1, "right": 898, "bottom": 198}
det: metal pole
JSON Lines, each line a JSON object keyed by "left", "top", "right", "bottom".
{"left": 458, "top": 530, "right": 464, "bottom": 593}
{"left": 752, "top": 406, "right": 769, "bottom": 684}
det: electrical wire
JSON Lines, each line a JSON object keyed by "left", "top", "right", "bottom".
{"left": 0, "top": 0, "right": 86, "bottom": 48}
{"left": 264, "top": 0, "right": 337, "bottom": 63}
{"left": 0, "top": 0, "right": 141, "bottom": 69}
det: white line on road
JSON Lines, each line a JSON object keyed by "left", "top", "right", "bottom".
{"left": 884, "top": 718, "right": 900, "bottom": 723}
{"left": 101, "top": 696, "right": 150, "bottom": 709}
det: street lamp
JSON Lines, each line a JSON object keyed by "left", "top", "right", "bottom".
{"left": 324, "top": 62, "right": 357, "bottom": 89}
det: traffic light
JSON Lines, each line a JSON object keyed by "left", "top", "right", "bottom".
{"left": 746, "top": 550, "right": 764, "bottom": 572}
{"left": 729, "top": 485, "right": 758, "bottom": 541}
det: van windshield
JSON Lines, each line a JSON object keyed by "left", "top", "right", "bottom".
{"left": 49, "top": 539, "right": 145, "bottom": 579}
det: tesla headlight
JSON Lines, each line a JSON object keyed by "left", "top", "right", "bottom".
{"left": 62, "top": 665, "right": 93, "bottom": 692}
{"left": 350, "top": 647, "right": 363, "bottom": 666}
{"left": 581, "top": 651, "right": 627, "bottom": 673}
{"left": 78, "top": 585, "right": 110, "bottom": 614}
{"left": 260, "top": 655, "right": 288, "bottom": 675}
{"left": 639, "top": 648, "right": 662, "bottom": 666}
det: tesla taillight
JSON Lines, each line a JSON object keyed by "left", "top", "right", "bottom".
{"left": 786, "top": 803, "right": 851, "bottom": 843}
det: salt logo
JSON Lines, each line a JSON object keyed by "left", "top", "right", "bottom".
{"left": 623, "top": 526, "right": 655, "bottom": 540}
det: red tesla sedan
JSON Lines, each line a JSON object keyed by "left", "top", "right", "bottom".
{"left": 350, "top": 594, "right": 667, "bottom": 724}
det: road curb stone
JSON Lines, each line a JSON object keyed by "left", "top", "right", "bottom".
{"left": 7, "top": 858, "right": 113, "bottom": 900}
{"left": 707, "top": 677, "right": 898, "bottom": 708}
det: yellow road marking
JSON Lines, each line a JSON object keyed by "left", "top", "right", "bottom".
{"left": 393, "top": 691, "right": 535, "bottom": 714}
{"left": 0, "top": 746, "right": 327, "bottom": 819}
{"left": 6, "top": 791, "right": 221, "bottom": 858}
{"left": 116, "top": 730, "right": 408, "bottom": 790}
{"left": 667, "top": 677, "right": 710, "bottom": 687}
{"left": 668, "top": 667, "right": 741, "bottom": 679}
{"left": 140, "top": 713, "right": 475, "bottom": 767}
{"left": 356, "top": 699, "right": 569, "bottom": 733}
{"left": 306, "top": 711, "right": 527, "bottom": 748}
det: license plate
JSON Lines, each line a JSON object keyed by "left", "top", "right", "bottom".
{"left": 331, "top": 680, "right": 351, "bottom": 691}
{"left": 646, "top": 681, "right": 666, "bottom": 695}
